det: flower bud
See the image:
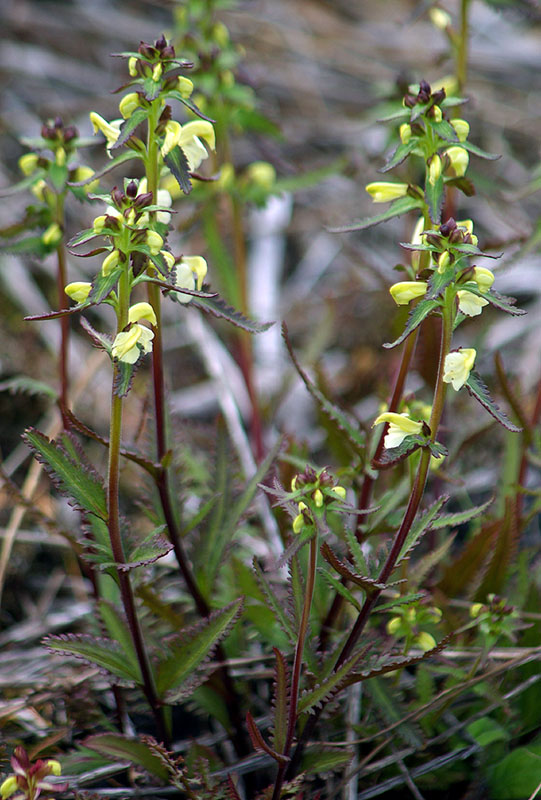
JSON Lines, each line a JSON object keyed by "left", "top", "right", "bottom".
{"left": 457, "top": 218, "right": 474, "bottom": 235}
{"left": 42, "top": 222, "right": 62, "bottom": 247}
{"left": 415, "top": 632, "right": 437, "bottom": 652}
{"left": 72, "top": 166, "right": 99, "bottom": 192}
{"left": 152, "top": 63, "right": 163, "bottom": 81}
{"left": 92, "top": 215, "right": 107, "bottom": 232}
{"left": 292, "top": 513, "right": 304, "bottom": 534}
{"left": 65, "top": 281, "right": 92, "bottom": 303}
{"left": 399, "top": 123, "right": 412, "bottom": 144}
{"left": 0, "top": 776, "right": 18, "bottom": 799}
{"left": 428, "top": 154, "right": 442, "bottom": 185}
{"left": 313, "top": 488, "right": 324, "bottom": 508}
{"left": 445, "top": 146, "right": 469, "bottom": 177}
{"left": 18, "top": 153, "right": 39, "bottom": 175}
{"left": 146, "top": 230, "right": 164, "bottom": 255}
{"left": 437, "top": 250, "right": 451, "bottom": 273}
{"left": 439, "top": 217, "right": 456, "bottom": 237}
{"left": 333, "top": 486, "right": 347, "bottom": 500}
{"left": 55, "top": 147, "right": 66, "bottom": 166}
{"left": 429, "top": 7, "right": 452, "bottom": 29}
{"left": 418, "top": 79, "right": 431, "bottom": 101}
{"left": 47, "top": 760, "right": 62, "bottom": 777}
{"left": 246, "top": 161, "right": 276, "bottom": 189}
{"left": 389, "top": 281, "right": 428, "bottom": 305}
{"left": 430, "top": 105, "right": 443, "bottom": 123}
{"left": 101, "top": 249, "right": 120, "bottom": 276}
{"left": 176, "top": 76, "right": 194, "bottom": 98}
{"left": 386, "top": 617, "right": 402, "bottom": 636}
{"left": 161, "top": 120, "right": 182, "bottom": 158}
{"left": 365, "top": 182, "right": 409, "bottom": 203}
{"left": 128, "top": 56, "right": 138, "bottom": 76}
{"left": 119, "top": 92, "right": 140, "bottom": 119}
{"left": 450, "top": 118, "right": 470, "bottom": 142}
{"left": 403, "top": 93, "right": 417, "bottom": 108}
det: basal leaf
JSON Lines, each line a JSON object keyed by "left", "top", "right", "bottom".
{"left": 330, "top": 195, "right": 423, "bottom": 233}
{"left": 465, "top": 371, "right": 522, "bottom": 432}
{"left": 298, "top": 653, "right": 361, "bottom": 714}
{"left": 156, "top": 598, "right": 243, "bottom": 698}
{"left": 44, "top": 634, "right": 140, "bottom": 683}
{"left": 191, "top": 291, "right": 273, "bottom": 333}
{"left": 163, "top": 144, "right": 192, "bottom": 195}
{"left": 246, "top": 712, "right": 288, "bottom": 766}
{"left": 83, "top": 734, "right": 169, "bottom": 781}
{"left": 430, "top": 498, "right": 493, "bottom": 530}
{"left": 383, "top": 298, "right": 439, "bottom": 349}
{"left": 271, "top": 648, "right": 289, "bottom": 755}
{"left": 24, "top": 428, "right": 107, "bottom": 519}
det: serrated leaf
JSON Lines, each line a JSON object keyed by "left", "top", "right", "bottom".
{"left": 246, "top": 711, "right": 288, "bottom": 766}
{"left": 372, "top": 434, "right": 425, "bottom": 469}
{"left": 329, "top": 195, "right": 423, "bottom": 233}
{"left": 163, "top": 144, "right": 192, "bottom": 195}
{"left": 321, "top": 542, "right": 386, "bottom": 593}
{"left": 89, "top": 264, "right": 123, "bottom": 304}
{"left": 298, "top": 652, "right": 361, "bottom": 714}
{"left": 383, "top": 297, "right": 439, "bottom": 349}
{"left": 430, "top": 119, "right": 460, "bottom": 143}
{"left": 461, "top": 140, "right": 500, "bottom": 160}
{"left": 191, "top": 291, "right": 273, "bottom": 333}
{"left": 426, "top": 267, "right": 455, "bottom": 300}
{"left": 163, "top": 90, "right": 215, "bottom": 122}
{"left": 283, "top": 323, "right": 365, "bottom": 455}
{"left": 252, "top": 558, "right": 296, "bottom": 646}
{"left": 80, "top": 316, "right": 112, "bottom": 351}
{"left": 24, "top": 428, "right": 107, "bottom": 519}
{"left": 67, "top": 227, "right": 101, "bottom": 248}
{"left": 69, "top": 150, "right": 141, "bottom": 186}
{"left": 425, "top": 174, "right": 445, "bottom": 224}
{"left": 380, "top": 140, "right": 419, "bottom": 173}
{"left": 0, "top": 235, "right": 49, "bottom": 257}
{"left": 300, "top": 747, "right": 351, "bottom": 775}
{"left": 113, "top": 359, "right": 138, "bottom": 398}
{"left": 112, "top": 108, "right": 149, "bottom": 150}
{"left": 0, "top": 375, "right": 57, "bottom": 400}
{"left": 462, "top": 285, "right": 526, "bottom": 316}
{"left": 465, "top": 371, "right": 522, "bottom": 432}
{"left": 125, "top": 526, "right": 173, "bottom": 570}
{"left": 98, "top": 601, "right": 140, "bottom": 678}
{"left": 319, "top": 567, "right": 361, "bottom": 611}
{"left": 44, "top": 634, "right": 140, "bottom": 682}
{"left": 430, "top": 498, "right": 493, "bottom": 530}
{"left": 345, "top": 527, "right": 369, "bottom": 575}
{"left": 83, "top": 734, "right": 170, "bottom": 781}
{"left": 397, "top": 495, "right": 448, "bottom": 565}
{"left": 156, "top": 598, "right": 243, "bottom": 697}
{"left": 271, "top": 648, "right": 289, "bottom": 755}
{"left": 373, "top": 592, "right": 425, "bottom": 614}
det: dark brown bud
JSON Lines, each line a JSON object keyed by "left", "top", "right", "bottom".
{"left": 403, "top": 93, "right": 417, "bottom": 108}
{"left": 155, "top": 34, "right": 168, "bottom": 51}
{"left": 41, "top": 123, "right": 55, "bottom": 140}
{"left": 161, "top": 45, "right": 176, "bottom": 60}
{"left": 131, "top": 229, "right": 147, "bottom": 245}
{"left": 449, "top": 227, "right": 464, "bottom": 244}
{"left": 425, "top": 234, "right": 442, "bottom": 247}
{"left": 133, "top": 191, "right": 153, "bottom": 208}
{"left": 418, "top": 80, "right": 431, "bottom": 102}
{"left": 439, "top": 218, "right": 456, "bottom": 237}
{"left": 431, "top": 88, "right": 446, "bottom": 105}
{"left": 111, "top": 186, "right": 125, "bottom": 207}
{"left": 130, "top": 250, "right": 147, "bottom": 276}
{"left": 54, "top": 116, "right": 63, "bottom": 129}
{"left": 138, "top": 41, "right": 156, "bottom": 59}
{"left": 125, "top": 180, "right": 138, "bottom": 198}
{"left": 63, "top": 125, "right": 78, "bottom": 143}
{"left": 104, "top": 214, "right": 121, "bottom": 232}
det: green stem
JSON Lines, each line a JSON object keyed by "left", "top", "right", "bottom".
{"left": 54, "top": 193, "right": 69, "bottom": 427}
{"left": 272, "top": 534, "right": 318, "bottom": 800}
{"left": 457, "top": 0, "right": 471, "bottom": 93}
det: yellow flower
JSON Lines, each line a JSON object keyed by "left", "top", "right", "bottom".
{"left": 89, "top": 112, "right": 122, "bottom": 151}
{"left": 112, "top": 324, "right": 154, "bottom": 363}
{"left": 160, "top": 120, "right": 182, "bottom": 158}
{"left": 373, "top": 411, "right": 423, "bottom": 449}
{"left": 445, "top": 146, "right": 469, "bottom": 177}
{"left": 128, "top": 302, "right": 157, "bottom": 326}
{"left": 119, "top": 92, "right": 140, "bottom": 119}
{"left": 72, "top": 166, "right": 99, "bottom": 193}
{"left": 365, "top": 182, "right": 409, "bottom": 203}
{"left": 450, "top": 119, "right": 470, "bottom": 142}
{"left": 137, "top": 178, "right": 172, "bottom": 224}
{"left": 431, "top": 106, "right": 443, "bottom": 123}
{"left": 146, "top": 230, "right": 164, "bottom": 255}
{"left": 42, "top": 223, "right": 62, "bottom": 247}
{"left": 429, "top": 7, "right": 452, "bottom": 29}
{"left": 152, "top": 63, "right": 162, "bottom": 81}
{"left": 456, "top": 218, "right": 474, "bottom": 234}
{"left": 399, "top": 123, "right": 412, "bottom": 144}
{"left": 428, "top": 154, "right": 442, "bottom": 185}
{"left": 19, "top": 153, "right": 39, "bottom": 175}
{"left": 176, "top": 76, "right": 194, "bottom": 98}
{"left": 472, "top": 266, "right": 495, "bottom": 292}
{"left": 176, "top": 121, "right": 216, "bottom": 170}
{"left": 55, "top": 147, "right": 66, "bottom": 166}
{"left": 443, "top": 348, "right": 476, "bottom": 390}
{"left": 245, "top": 161, "right": 276, "bottom": 189}
{"left": 101, "top": 249, "right": 120, "bottom": 276}
{"left": 457, "top": 290, "right": 489, "bottom": 317}
{"left": 415, "top": 632, "right": 437, "bottom": 651}
{"left": 0, "top": 776, "right": 17, "bottom": 799}
{"left": 128, "top": 56, "right": 138, "bottom": 77}
{"left": 47, "top": 760, "right": 62, "bottom": 777}
{"left": 31, "top": 179, "right": 48, "bottom": 201}
{"left": 65, "top": 282, "right": 92, "bottom": 303}
{"left": 173, "top": 255, "right": 208, "bottom": 303}
{"left": 389, "top": 281, "right": 428, "bottom": 305}
{"left": 437, "top": 250, "right": 451, "bottom": 273}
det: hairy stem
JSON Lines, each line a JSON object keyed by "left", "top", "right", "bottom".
{"left": 55, "top": 193, "right": 69, "bottom": 427}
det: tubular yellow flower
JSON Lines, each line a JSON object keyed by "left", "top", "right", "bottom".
{"left": 365, "top": 182, "right": 409, "bottom": 203}
{"left": 31, "top": 179, "right": 47, "bottom": 201}
{"left": 451, "top": 118, "right": 470, "bottom": 142}
{"left": 0, "top": 776, "right": 17, "bottom": 799}
{"left": 101, "top": 249, "right": 120, "bottom": 276}
{"left": 457, "top": 290, "right": 489, "bottom": 317}
{"left": 437, "top": 250, "right": 451, "bottom": 273}
{"left": 386, "top": 617, "right": 402, "bottom": 636}
{"left": 19, "top": 153, "right": 39, "bottom": 175}
{"left": 373, "top": 412, "right": 423, "bottom": 449}
{"left": 89, "top": 112, "right": 121, "bottom": 150}
{"left": 112, "top": 324, "right": 154, "bottom": 363}
{"left": 72, "top": 166, "right": 99, "bottom": 192}
{"left": 160, "top": 120, "right": 182, "bottom": 158}
{"left": 313, "top": 488, "right": 324, "bottom": 507}
{"left": 128, "top": 56, "right": 138, "bottom": 77}
{"left": 42, "top": 223, "right": 62, "bottom": 247}
{"left": 161, "top": 250, "right": 175, "bottom": 270}
{"left": 65, "top": 282, "right": 92, "bottom": 303}
{"left": 389, "top": 281, "right": 428, "bottom": 305}
{"left": 174, "top": 255, "right": 208, "bottom": 303}
{"left": 443, "top": 348, "right": 476, "bottom": 391}
{"left": 176, "top": 76, "right": 194, "bottom": 98}
{"left": 146, "top": 230, "right": 164, "bottom": 255}
{"left": 128, "top": 302, "right": 157, "bottom": 326}
{"left": 445, "top": 146, "right": 469, "bottom": 177}
{"left": 472, "top": 266, "right": 495, "bottom": 292}
{"left": 399, "top": 123, "right": 412, "bottom": 144}
{"left": 119, "top": 92, "right": 140, "bottom": 119}
{"left": 332, "top": 486, "right": 347, "bottom": 500}
{"left": 246, "top": 161, "right": 276, "bottom": 189}
{"left": 428, "top": 154, "right": 442, "bottom": 186}
{"left": 152, "top": 63, "right": 162, "bottom": 81}
{"left": 457, "top": 218, "right": 474, "bottom": 234}
{"left": 47, "top": 760, "right": 62, "bottom": 777}
{"left": 177, "top": 121, "right": 216, "bottom": 171}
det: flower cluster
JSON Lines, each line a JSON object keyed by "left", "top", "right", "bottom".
{"left": 387, "top": 601, "right": 442, "bottom": 653}
{"left": 0, "top": 747, "right": 65, "bottom": 800}
{"left": 290, "top": 467, "right": 347, "bottom": 533}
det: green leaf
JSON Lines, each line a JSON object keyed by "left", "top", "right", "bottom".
{"left": 300, "top": 747, "right": 351, "bottom": 775}
{"left": 462, "top": 285, "right": 526, "bottom": 316}
{"left": 461, "top": 140, "right": 500, "bottom": 160}
{"left": 67, "top": 227, "right": 102, "bottom": 248}
{"left": 163, "top": 144, "right": 192, "bottom": 195}
{"left": 113, "top": 108, "right": 149, "bottom": 149}
{"left": 24, "top": 428, "right": 107, "bottom": 519}
{"left": 0, "top": 375, "right": 57, "bottom": 400}
{"left": 373, "top": 434, "right": 426, "bottom": 469}
{"left": 380, "top": 140, "right": 419, "bottom": 173}
{"left": 298, "top": 653, "right": 361, "bottom": 714}
{"left": 271, "top": 648, "right": 289, "bottom": 754}
{"left": 163, "top": 90, "right": 215, "bottom": 123}
{"left": 83, "top": 734, "right": 170, "bottom": 781}
{"left": 113, "top": 359, "right": 139, "bottom": 398}
{"left": 430, "top": 119, "right": 460, "bottom": 143}
{"left": 425, "top": 174, "right": 445, "bottom": 223}
{"left": 330, "top": 195, "right": 423, "bottom": 233}
{"left": 252, "top": 558, "right": 296, "bottom": 646}
{"left": 89, "top": 264, "right": 123, "bottom": 304}
{"left": 319, "top": 567, "right": 361, "bottom": 611}
{"left": 321, "top": 541, "right": 386, "bottom": 593}
{"left": 44, "top": 634, "right": 140, "bottom": 682}
{"left": 156, "top": 598, "right": 243, "bottom": 699}
{"left": 397, "top": 495, "right": 448, "bottom": 564}
{"left": 383, "top": 298, "right": 440, "bottom": 349}
{"left": 488, "top": 746, "right": 541, "bottom": 799}
{"left": 98, "top": 601, "right": 140, "bottom": 678}
{"left": 48, "top": 163, "right": 68, "bottom": 192}
{"left": 426, "top": 266, "right": 455, "bottom": 300}
{"left": 0, "top": 235, "right": 49, "bottom": 257}
{"left": 191, "top": 291, "right": 273, "bottom": 333}
{"left": 68, "top": 150, "right": 141, "bottom": 186}
{"left": 282, "top": 323, "right": 365, "bottom": 455}
{"left": 465, "top": 371, "right": 522, "bottom": 432}
{"left": 467, "top": 717, "right": 509, "bottom": 748}
{"left": 0, "top": 174, "right": 42, "bottom": 197}
{"left": 430, "top": 498, "right": 493, "bottom": 530}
